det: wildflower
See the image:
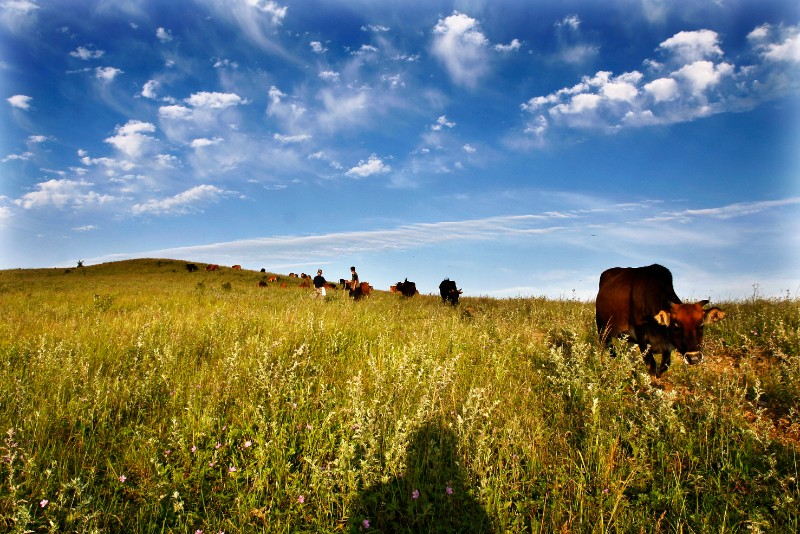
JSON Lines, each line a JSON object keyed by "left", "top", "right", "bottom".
{"left": 215, "top": 442, "right": 222, "bottom": 449}
{"left": 411, "top": 489, "right": 419, "bottom": 500}
{"left": 362, "top": 519, "right": 370, "bottom": 529}
{"left": 119, "top": 475, "right": 127, "bottom": 483}
{"left": 229, "top": 466, "right": 237, "bottom": 473}
{"left": 191, "top": 445, "right": 197, "bottom": 453}
{"left": 603, "top": 488, "right": 609, "bottom": 494}
{"left": 209, "top": 462, "right": 216, "bottom": 467}
{"left": 164, "top": 449, "right": 171, "bottom": 456}
{"left": 445, "top": 486, "right": 453, "bottom": 495}
{"left": 297, "top": 495, "right": 305, "bottom": 504}
{"left": 40, "top": 499, "right": 49, "bottom": 508}
{"left": 244, "top": 440, "right": 252, "bottom": 448}
{"left": 195, "top": 530, "right": 203, "bottom": 534}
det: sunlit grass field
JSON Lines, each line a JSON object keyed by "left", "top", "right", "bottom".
{"left": 1, "top": 259, "right": 798, "bottom": 533}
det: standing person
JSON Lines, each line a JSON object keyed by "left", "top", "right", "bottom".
{"left": 313, "top": 269, "right": 327, "bottom": 299}
{"left": 350, "top": 266, "right": 359, "bottom": 291}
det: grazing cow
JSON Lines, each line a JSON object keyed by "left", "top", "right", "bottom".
{"left": 206, "top": 264, "right": 219, "bottom": 271}
{"left": 324, "top": 282, "right": 338, "bottom": 290}
{"left": 186, "top": 263, "right": 198, "bottom": 272}
{"left": 395, "top": 278, "right": 417, "bottom": 297}
{"left": 299, "top": 280, "right": 311, "bottom": 288}
{"left": 595, "top": 264, "right": 726, "bottom": 377}
{"left": 258, "top": 280, "right": 268, "bottom": 287}
{"left": 280, "top": 282, "right": 288, "bottom": 288}
{"left": 439, "top": 279, "right": 462, "bottom": 305}
{"left": 349, "top": 282, "right": 372, "bottom": 300}
{"left": 268, "top": 275, "right": 278, "bottom": 283}
{"left": 232, "top": 265, "right": 242, "bottom": 270}
{"left": 339, "top": 278, "right": 349, "bottom": 289}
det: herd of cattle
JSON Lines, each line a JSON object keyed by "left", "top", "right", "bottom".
{"left": 185, "top": 262, "right": 725, "bottom": 377}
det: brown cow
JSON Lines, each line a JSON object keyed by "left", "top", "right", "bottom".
{"left": 205, "top": 264, "right": 219, "bottom": 271}
{"left": 232, "top": 265, "right": 241, "bottom": 270}
{"left": 258, "top": 280, "right": 268, "bottom": 287}
{"left": 267, "top": 275, "right": 278, "bottom": 283}
{"left": 349, "top": 282, "right": 371, "bottom": 300}
{"left": 595, "top": 264, "right": 725, "bottom": 377}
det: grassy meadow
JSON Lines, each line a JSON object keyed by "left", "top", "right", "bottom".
{"left": 0, "top": 258, "right": 798, "bottom": 533}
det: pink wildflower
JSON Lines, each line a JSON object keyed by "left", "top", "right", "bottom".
{"left": 244, "top": 440, "right": 252, "bottom": 448}
{"left": 411, "top": 489, "right": 420, "bottom": 499}
{"left": 362, "top": 519, "right": 370, "bottom": 529}
{"left": 297, "top": 495, "right": 305, "bottom": 504}
{"left": 446, "top": 486, "right": 453, "bottom": 495}
{"left": 40, "top": 499, "right": 48, "bottom": 508}
{"left": 118, "top": 475, "right": 127, "bottom": 483}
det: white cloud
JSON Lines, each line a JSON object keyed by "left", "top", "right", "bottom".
{"left": 14, "top": 178, "right": 114, "bottom": 209}
{"left": 556, "top": 14, "right": 581, "bottom": 30}
{"left": 495, "top": 39, "right": 521, "bottom": 52}
{"left": 318, "top": 70, "right": 339, "bottom": 82}
{"left": 757, "top": 25, "right": 800, "bottom": 63}
{"left": 95, "top": 66, "right": 123, "bottom": 81}
{"left": 131, "top": 184, "right": 232, "bottom": 215}
{"left": 159, "top": 105, "right": 192, "bottom": 119}
{"left": 190, "top": 137, "right": 224, "bottom": 148}
{"left": 156, "top": 27, "right": 173, "bottom": 42}
{"left": 104, "top": 120, "right": 157, "bottom": 159}
{"left": 310, "top": 41, "right": 327, "bottom": 53}
{"left": 70, "top": 45, "right": 105, "bottom": 60}
{"left": 672, "top": 60, "right": 733, "bottom": 95}
{"left": 141, "top": 79, "right": 159, "bottom": 99}
{"left": 431, "top": 115, "right": 456, "bottom": 130}
{"left": 2, "top": 151, "right": 34, "bottom": 162}
{"left": 73, "top": 224, "right": 99, "bottom": 232}
{"left": 247, "top": 0, "right": 287, "bottom": 25}
{"left": 7, "top": 94, "right": 32, "bottom": 109}
{"left": 273, "top": 133, "right": 311, "bottom": 144}
{"left": 644, "top": 77, "right": 679, "bottom": 102}
{"left": 185, "top": 91, "right": 243, "bottom": 109}
{"left": 431, "top": 11, "right": 489, "bottom": 87}
{"left": 345, "top": 154, "right": 390, "bottom": 178}
{"left": 27, "top": 134, "right": 48, "bottom": 144}
{"left": 600, "top": 80, "right": 638, "bottom": 102}
{"left": 362, "top": 24, "right": 390, "bottom": 33}
{"left": 658, "top": 29, "right": 723, "bottom": 63}
{"left": 462, "top": 144, "right": 476, "bottom": 153}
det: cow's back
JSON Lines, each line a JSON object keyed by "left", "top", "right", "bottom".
{"left": 596, "top": 264, "right": 680, "bottom": 337}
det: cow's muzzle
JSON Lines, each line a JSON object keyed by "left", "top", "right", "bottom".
{"left": 683, "top": 351, "right": 703, "bottom": 365}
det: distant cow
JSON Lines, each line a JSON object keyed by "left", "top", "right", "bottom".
{"left": 206, "top": 264, "right": 219, "bottom": 271}
{"left": 395, "top": 278, "right": 417, "bottom": 297}
{"left": 260, "top": 268, "right": 266, "bottom": 273}
{"left": 186, "top": 263, "right": 198, "bottom": 272}
{"left": 324, "top": 282, "right": 338, "bottom": 290}
{"left": 267, "top": 275, "right": 278, "bottom": 283}
{"left": 439, "top": 279, "right": 462, "bottom": 305}
{"left": 232, "top": 265, "right": 242, "bottom": 270}
{"left": 349, "top": 282, "right": 372, "bottom": 300}
{"left": 595, "top": 264, "right": 726, "bottom": 377}
{"left": 258, "top": 280, "right": 268, "bottom": 287}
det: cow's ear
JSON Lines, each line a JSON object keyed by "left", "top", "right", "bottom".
{"left": 654, "top": 310, "right": 671, "bottom": 326}
{"left": 697, "top": 299, "right": 710, "bottom": 307}
{"left": 704, "top": 307, "right": 726, "bottom": 324}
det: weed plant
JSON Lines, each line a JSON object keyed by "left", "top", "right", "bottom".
{"left": 0, "top": 260, "right": 798, "bottom": 533}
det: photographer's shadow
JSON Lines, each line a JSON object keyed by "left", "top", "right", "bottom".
{"left": 349, "top": 418, "right": 493, "bottom": 533}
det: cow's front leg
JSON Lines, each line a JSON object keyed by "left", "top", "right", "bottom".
{"left": 642, "top": 346, "right": 658, "bottom": 376}
{"left": 656, "top": 351, "right": 671, "bottom": 378}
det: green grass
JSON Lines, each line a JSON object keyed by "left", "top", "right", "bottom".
{"left": 0, "top": 259, "right": 798, "bottom": 533}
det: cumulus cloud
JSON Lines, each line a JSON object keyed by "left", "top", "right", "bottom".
{"left": 2, "top": 151, "right": 34, "bottom": 162}
{"left": 345, "top": 154, "right": 390, "bottom": 178}
{"left": 519, "top": 23, "right": 799, "bottom": 140}
{"left": 70, "top": 45, "right": 105, "bottom": 60}
{"left": 658, "top": 29, "right": 723, "bottom": 63}
{"left": 158, "top": 105, "right": 192, "bottom": 119}
{"left": 131, "top": 184, "right": 232, "bottom": 215}
{"left": 318, "top": 70, "right": 339, "bottom": 82}
{"left": 190, "top": 137, "right": 224, "bottom": 148}
{"left": 431, "top": 115, "right": 456, "bottom": 130}
{"left": 310, "top": 41, "right": 327, "bottom": 53}
{"left": 141, "top": 79, "right": 159, "bottom": 99}
{"left": 104, "top": 120, "right": 157, "bottom": 159}
{"left": 156, "top": 27, "right": 173, "bottom": 42}
{"left": 273, "top": 133, "right": 311, "bottom": 144}
{"left": 431, "top": 11, "right": 490, "bottom": 87}
{"left": 495, "top": 39, "right": 521, "bottom": 52}
{"left": 185, "top": 91, "right": 243, "bottom": 109}
{"left": 14, "top": 178, "right": 114, "bottom": 209}
{"left": 95, "top": 66, "right": 123, "bottom": 81}
{"left": 7, "top": 94, "right": 32, "bottom": 109}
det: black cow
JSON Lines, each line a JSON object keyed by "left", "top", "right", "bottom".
{"left": 595, "top": 264, "right": 725, "bottom": 377}
{"left": 186, "top": 263, "right": 198, "bottom": 272}
{"left": 395, "top": 278, "right": 417, "bottom": 297}
{"left": 439, "top": 279, "right": 462, "bottom": 305}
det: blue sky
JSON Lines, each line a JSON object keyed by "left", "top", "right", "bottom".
{"left": 2, "top": 0, "right": 798, "bottom": 299}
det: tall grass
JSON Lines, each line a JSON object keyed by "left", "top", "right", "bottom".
{"left": 0, "top": 259, "right": 798, "bottom": 533}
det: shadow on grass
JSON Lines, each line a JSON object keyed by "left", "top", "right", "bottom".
{"left": 349, "top": 418, "right": 493, "bottom": 533}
